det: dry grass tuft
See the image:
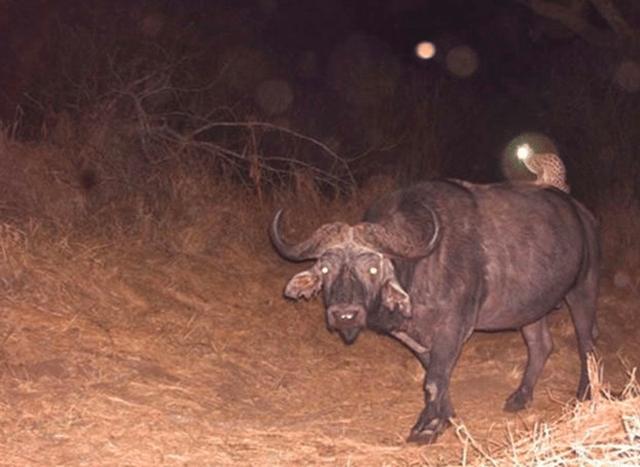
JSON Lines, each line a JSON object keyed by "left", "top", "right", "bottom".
{"left": 455, "top": 355, "right": 640, "bottom": 466}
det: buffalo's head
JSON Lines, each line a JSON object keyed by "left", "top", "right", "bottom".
{"left": 270, "top": 208, "right": 439, "bottom": 344}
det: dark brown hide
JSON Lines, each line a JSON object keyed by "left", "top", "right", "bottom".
{"left": 271, "top": 179, "right": 600, "bottom": 445}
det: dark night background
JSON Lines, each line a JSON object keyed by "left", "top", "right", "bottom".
{"left": 2, "top": 0, "right": 639, "bottom": 202}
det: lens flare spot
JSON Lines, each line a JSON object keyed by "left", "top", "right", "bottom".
{"left": 446, "top": 45, "right": 478, "bottom": 78}
{"left": 501, "top": 133, "right": 558, "bottom": 181}
{"left": 415, "top": 41, "right": 436, "bottom": 60}
{"left": 614, "top": 60, "right": 640, "bottom": 93}
{"left": 140, "top": 13, "right": 165, "bottom": 37}
{"left": 516, "top": 144, "right": 532, "bottom": 161}
{"left": 255, "top": 79, "right": 293, "bottom": 115}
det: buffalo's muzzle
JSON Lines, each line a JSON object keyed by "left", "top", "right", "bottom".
{"left": 328, "top": 305, "right": 366, "bottom": 329}
{"left": 327, "top": 304, "right": 366, "bottom": 345}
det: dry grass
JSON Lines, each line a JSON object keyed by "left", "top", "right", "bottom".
{"left": 1, "top": 138, "right": 639, "bottom": 466}
{"left": 456, "top": 356, "right": 640, "bottom": 466}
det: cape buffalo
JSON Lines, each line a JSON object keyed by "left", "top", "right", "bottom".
{"left": 270, "top": 180, "right": 599, "bottom": 443}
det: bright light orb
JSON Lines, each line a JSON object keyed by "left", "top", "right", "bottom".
{"left": 501, "top": 132, "right": 557, "bottom": 182}
{"left": 255, "top": 79, "right": 293, "bottom": 115}
{"left": 516, "top": 144, "right": 532, "bottom": 161}
{"left": 415, "top": 41, "right": 436, "bottom": 60}
{"left": 614, "top": 60, "right": 640, "bottom": 93}
{"left": 446, "top": 45, "right": 478, "bottom": 77}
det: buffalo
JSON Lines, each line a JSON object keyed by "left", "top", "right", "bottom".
{"left": 270, "top": 180, "right": 599, "bottom": 443}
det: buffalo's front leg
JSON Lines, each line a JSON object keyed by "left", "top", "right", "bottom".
{"left": 407, "top": 336, "right": 461, "bottom": 444}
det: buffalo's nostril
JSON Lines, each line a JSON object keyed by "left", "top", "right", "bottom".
{"left": 329, "top": 305, "right": 362, "bottom": 324}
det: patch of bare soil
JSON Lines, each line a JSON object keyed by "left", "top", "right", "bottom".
{"left": 0, "top": 228, "right": 639, "bottom": 466}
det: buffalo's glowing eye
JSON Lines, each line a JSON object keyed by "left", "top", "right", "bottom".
{"left": 320, "top": 266, "right": 329, "bottom": 274}
{"left": 369, "top": 266, "right": 378, "bottom": 275}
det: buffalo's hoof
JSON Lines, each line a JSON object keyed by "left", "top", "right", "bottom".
{"left": 504, "top": 389, "right": 531, "bottom": 412}
{"left": 407, "top": 417, "right": 450, "bottom": 444}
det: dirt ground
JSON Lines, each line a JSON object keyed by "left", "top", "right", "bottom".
{"left": 0, "top": 222, "right": 639, "bottom": 466}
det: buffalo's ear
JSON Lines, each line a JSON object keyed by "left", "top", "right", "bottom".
{"left": 381, "top": 279, "right": 412, "bottom": 317}
{"left": 284, "top": 270, "right": 322, "bottom": 300}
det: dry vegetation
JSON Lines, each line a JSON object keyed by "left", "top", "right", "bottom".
{"left": 0, "top": 118, "right": 639, "bottom": 465}
{"left": 458, "top": 358, "right": 640, "bottom": 466}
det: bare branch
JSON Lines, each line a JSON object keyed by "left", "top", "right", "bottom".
{"left": 188, "top": 121, "right": 356, "bottom": 186}
{"left": 150, "top": 120, "right": 353, "bottom": 191}
{"left": 521, "top": 0, "right": 640, "bottom": 49}
{"left": 522, "top": 0, "right": 618, "bottom": 47}
{"left": 588, "top": 0, "right": 636, "bottom": 40}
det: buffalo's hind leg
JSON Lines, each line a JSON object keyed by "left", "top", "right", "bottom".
{"left": 565, "top": 272, "right": 599, "bottom": 400}
{"left": 504, "top": 316, "right": 554, "bottom": 412}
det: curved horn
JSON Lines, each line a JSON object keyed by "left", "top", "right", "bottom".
{"left": 354, "top": 205, "right": 440, "bottom": 258}
{"left": 422, "top": 204, "right": 440, "bottom": 254}
{"left": 269, "top": 209, "right": 352, "bottom": 262}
